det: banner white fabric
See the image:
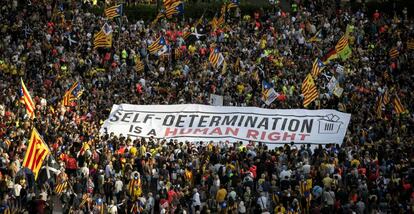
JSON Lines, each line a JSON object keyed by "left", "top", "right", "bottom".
{"left": 100, "top": 104, "right": 351, "bottom": 145}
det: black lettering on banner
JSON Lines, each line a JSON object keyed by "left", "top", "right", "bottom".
{"left": 301, "top": 119, "right": 313, "bottom": 133}
{"left": 132, "top": 113, "right": 140, "bottom": 122}
{"left": 198, "top": 115, "right": 209, "bottom": 127}
{"left": 257, "top": 118, "right": 269, "bottom": 129}
{"left": 288, "top": 119, "right": 300, "bottom": 132}
{"left": 129, "top": 125, "right": 142, "bottom": 134}
{"left": 244, "top": 116, "right": 258, "bottom": 128}
{"left": 143, "top": 114, "right": 155, "bottom": 123}
{"left": 281, "top": 118, "right": 288, "bottom": 130}
{"left": 109, "top": 111, "right": 123, "bottom": 122}
{"left": 121, "top": 113, "right": 133, "bottom": 122}
{"left": 221, "top": 115, "right": 238, "bottom": 126}
{"left": 237, "top": 115, "right": 245, "bottom": 126}
{"left": 209, "top": 116, "right": 221, "bottom": 127}
{"left": 163, "top": 115, "right": 175, "bottom": 126}
{"left": 188, "top": 115, "right": 199, "bottom": 127}
{"left": 271, "top": 117, "right": 282, "bottom": 130}
{"left": 147, "top": 129, "right": 157, "bottom": 136}
{"left": 176, "top": 115, "right": 187, "bottom": 127}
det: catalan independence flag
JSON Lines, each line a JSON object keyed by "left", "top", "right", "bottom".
{"left": 307, "top": 30, "right": 322, "bottom": 43}
{"left": 301, "top": 74, "right": 319, "bottom": 107}
{"left": 55, "top": 181, "right": 68, "bottom": 195}
{"left": 128, "top": 177, "right": 142, "bottom": 200}
{"left": 392, "top": 95, "right": 406, "bottom": 114}
{"left": 94, "top": 23, "right": 113, "bottom": 49}
{"left": 62, "top": 81, "right": 83, "bottom": 106}
{"left": 227, "top": 0, "right": 240, "bottom": 10}
{"left": 165, "top": 1, "right": 184, "bottom": 18}
{"left": 22, "top": 128, "right": 50, "bottom": 179}
{"left": 163, "top": 0, "right": 179, "bottom": 7}
{"left": 20, "top": 79, "right": 36, "bottom": 119}
{"left": 104, "top": 4, "right": 123, "bottom": 19}
{"left": 209, "top": 48, "right": 224, "bottom": 68}
{"left": 311, "top": 58, "right": 325, "bottom": 78}
{"left": 152, "top": 11, "right": 166, "bottom": 25}
{"left": 148, "top": 36, "right": 166, "bottom": 55}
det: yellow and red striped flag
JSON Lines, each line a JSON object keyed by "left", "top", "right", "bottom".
{"left": 22, "top": 128, "right": 50, "bottom": 179}
{"left": 104, "top": 4, "right": 123, "bottom": 19}
{"left": 392, "top": 95, "right": 406, "bottom": 114}
{"left": 408, "top": 40, "right": 414, "bottom": 50}
{"left": 148, "top": 36, "right": 166, "bottom": 55}
{"left": 301, "top": 74, "right": 319, "bottom": 107}
{"left": 55, "top": 181, "right": 68, "bottom": 195}
{"left": 20, "top": 79, "right": 36, "bottom": 119}
{"left": 389, "top": 48, "right": 399, "bottom": 59}
{"left": 375, "top": 95, "right": 383, "bottom": 119}
{"left": 128, "top": 176, "right": 142, "bottom": 200}
{"left": 62, "top": 81, "right": 83, "bottom": 106}
{"left": 227, "top": 0, "right": 240, "bottom": 10}
{"left": 311, "top": 58, "right": 325, "bottom": 78}
{"left": 4, "top": 139, "right": 11, "bottom": 148}
{"left": 163, "top": 0, "right": 179, "bottom": 7}
{"left": 135, "top": 55, "right": 145, "bottom": 73}
{"left": 165, "top": 1, "right": 184, "bottom": 19}
{"left": 209, "top": 48, "right": 224, "bottom": 68}
{"left": 383, "top": 90, "right": 390, "bottom": 105}
{"left": 335, "top": 35, "right": 349, "bottom": 53}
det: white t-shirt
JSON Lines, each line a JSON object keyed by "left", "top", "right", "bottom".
{"left": 108, "top": 205, "right": 118, "bottom": 214}
{"left": 13, "top": 184, "right": 22, "bottom": 197}
{"left": 114, "top": 180, "right": 123, "bottom": 193}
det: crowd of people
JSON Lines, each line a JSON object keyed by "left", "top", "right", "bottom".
{"left": 0, "top": 0, "right": 413, "bottom": 213}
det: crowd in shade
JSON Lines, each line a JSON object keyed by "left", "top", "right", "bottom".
{"left": 0, "top": 0, "right": 414, "bottom": 213}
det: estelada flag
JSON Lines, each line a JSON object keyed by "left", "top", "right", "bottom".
{"left": 22, "top": 128, "right": 50, "bottom": 179}
{"left": 392, "top": 95, "right": 406, "bottom": 114}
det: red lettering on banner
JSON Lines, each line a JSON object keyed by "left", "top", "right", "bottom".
{"left": 246, "top": 130, "right": 259, "bottom": 139}
{"left": 299, "top": 133, "right": 310, "bottom": 141}
{"left": 193, "top": 128, "right": 209, "bottom": 135}
{"left": 179, "top": 129, "right": 193, "bottom": 134}
{"left": 283, "top": 132, "right": 296, "bottom": 141}
{"left": 165, "top": 128, "right": 178, "bottom": 137}
{"left": 268, "top": 132, "right": 281, "bottom": 141}
{"left": 225, "top": 128, "right": 239, "bottom": 136}
{"left": 209, "top": 127, "right": 223, "bottom": 135}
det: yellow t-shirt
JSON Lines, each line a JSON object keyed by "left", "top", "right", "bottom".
{"left": 188, "top": 45, "right": 196, "bottom": 54}
{"left": 216, "top": 188, "right": 227, "bottom": 203}
{"left": 129, "top": 146, "right": 138, "bottom": 157}
{"left": 236, "top": 84, "right": 245, "bottom": 94}
{"left": 274, "top": 205, "right": 286, "bottom": 214}
{"left": 351, "top": 159, "right": 360, "bottom": 168}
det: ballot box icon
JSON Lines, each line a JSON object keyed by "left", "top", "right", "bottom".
{"left": 318, "top": 114, "right": 343, "bottom": 134}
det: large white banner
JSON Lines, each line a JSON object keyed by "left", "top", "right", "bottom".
{"left": 100, "top": 104, "right": 351, "bottom": 145}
